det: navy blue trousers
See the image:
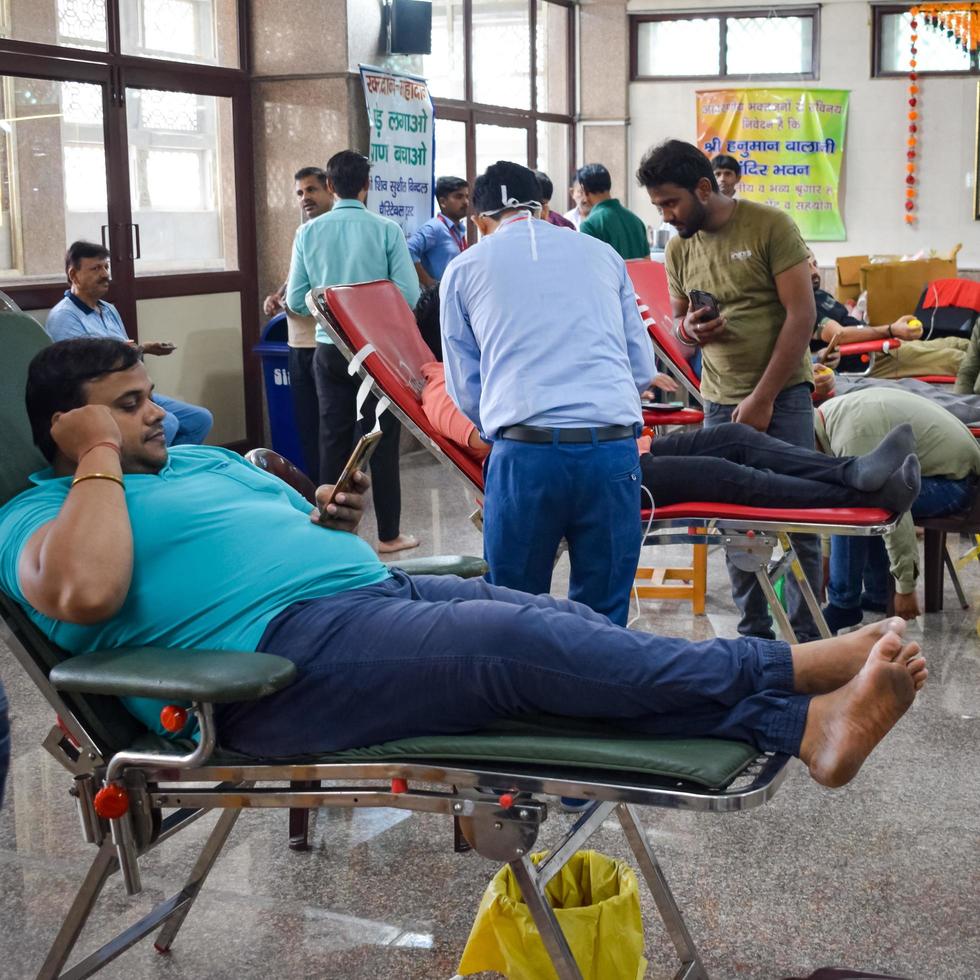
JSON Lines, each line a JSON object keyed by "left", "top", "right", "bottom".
{"left": 216, "top": 572, "right": 808, "bottom": 760}
{"left": 483, "top": 433, "right": 642, "bottom": 626}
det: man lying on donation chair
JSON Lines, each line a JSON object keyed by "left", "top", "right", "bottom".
{"left": 0, "top": 338, "right": 928, "bottom": 788}
{"left": 414, "top": 288, "right": 922, "bottom": 515}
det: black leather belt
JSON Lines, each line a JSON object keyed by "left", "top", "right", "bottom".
{"left": 498, "top": 424, "right": 636, "bottom": 444}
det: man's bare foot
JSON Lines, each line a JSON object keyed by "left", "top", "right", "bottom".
{"left": 377, "top": 533, "right": 420, "bottom": 554}
{"left": 799, "top": 631, "right": 923, "bottom": 788}
{"left": 792, "top": 617, "right": 907, "bottom": 694}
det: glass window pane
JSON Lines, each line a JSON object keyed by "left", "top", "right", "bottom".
{"left": 0, "top": 77, "right": 108, "bottom": 285}
{"left": 126, "top": 88, "right": 238, "bottom": 275}
{"left": 473, "top": 0, "right": 531, "bottom": 109}
{"left": 879, "top": 11, "right": 973, "bottom": 73}
{"left": 475, "top": 122, "right": 528, "bottom": 175}
{"left": 0, "top": 0, "right": 108, "bottom": 50}
{"left": 423, "top": 0, "right": 465, "bottom": 100}
{"left": 434, "top": 117, "right": 468, "bottom": 189}
{"left": 535, "top": 121, "right": 569, "bottom": 209}
{"left": 636, "top": 18, "right": 720, "bottom": 77}
{"left": 727, "top": 16, "right": 813, "bottom": 75}
{"left": 120, "top": 0, "right": 240, "bottom": 68}
{"left": 536, "top": 1, "right": 569, "bottom": 114}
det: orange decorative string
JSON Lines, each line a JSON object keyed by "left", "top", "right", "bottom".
{"left": 905, "top": 4, "right": 980, "bottom": 225}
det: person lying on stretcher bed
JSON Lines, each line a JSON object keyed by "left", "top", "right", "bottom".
{"left": 0, "top": 338, "right": 927, "bottom": 788}
{"left": 413, "top": 288, "right": 922, "bottom": 515}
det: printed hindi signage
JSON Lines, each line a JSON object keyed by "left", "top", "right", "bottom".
{"left": 359, "top": 64, "right": 434, "bottom": 236}
{"left": 696, "top": 88, "right": 849, "bottom": 241}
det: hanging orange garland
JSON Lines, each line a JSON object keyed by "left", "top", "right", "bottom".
{"left": 904, "top": 4, "right": 980, "bottom": 225}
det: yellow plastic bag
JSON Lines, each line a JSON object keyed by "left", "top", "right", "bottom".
{"left": 457, "top": 850, "right": 647, "bottom": 980}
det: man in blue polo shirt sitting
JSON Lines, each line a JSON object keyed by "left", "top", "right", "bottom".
{"left": 407, "top": 176, "right": 469, "bottom": 288}
{"left": 0, "top": 337, "right": 927, "bottom": 790}
{"left": 44, "top": 240, "right": 212, "bottom": 447}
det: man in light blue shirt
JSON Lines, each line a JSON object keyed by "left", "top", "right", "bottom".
{"left": 406, "top": 176, "right": 469, "bottom": 286}
{"left": 441, "top": 161, "right": 667, "bottom": 626}
{"left": 44, "top": 241, "right": 212, "bottom": 447}
{"left": 286, "top": 150, "right": 420, "bottom": 553}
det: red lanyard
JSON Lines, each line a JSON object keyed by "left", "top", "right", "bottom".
{"left": 439, "top": 214, "right": 467, "bottom": 252}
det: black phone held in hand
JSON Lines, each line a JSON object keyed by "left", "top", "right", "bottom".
{"left": 688, "top": 289, "right": 721, "bottom": 320}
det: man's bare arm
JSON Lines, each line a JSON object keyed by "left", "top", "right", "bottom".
{"left": 732, "top": 258, "right": 815, "bottom": 431}
{"left": 18, "top": 407, "right": 134, "bottom": 624}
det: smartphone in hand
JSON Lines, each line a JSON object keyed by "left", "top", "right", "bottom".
{"left": 688, "top": 289, "right": 721, "bottom": 321}
{"left": 317, "top": 430, "right": 382, "bottom": 513}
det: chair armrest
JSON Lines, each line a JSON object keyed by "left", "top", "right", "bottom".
{"left": 385, "top": 554, "right": 487, "bottom": 578}
{"left": 838, "top": 338, "right": 902, "bottom": 356}
{"left": 49, "top": 647, "right": 296, "bottom": 703}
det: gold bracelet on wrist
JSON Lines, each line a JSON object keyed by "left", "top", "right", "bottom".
{"left": 70, "top": 472, "right": 125, "bottom": 490}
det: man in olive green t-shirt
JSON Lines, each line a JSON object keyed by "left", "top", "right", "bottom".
{"left": 577, "top": 163, "right": 650, "bottom": 261}
{"left": 637, "top": 139, "right": 820, "bottom": 642}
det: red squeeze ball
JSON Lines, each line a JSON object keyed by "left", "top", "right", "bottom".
{"left": 94, "top": 783, "right": 129, "bottom": 819}
{"left": 498, "top": 793, "right": 515, "bottom": 809}
{"left": 160, "top": 705, "right": 188, "bottom": 733}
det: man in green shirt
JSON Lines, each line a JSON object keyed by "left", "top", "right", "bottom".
{"left": 818, "top": 387, "right": 980, "bottom": 629}
{"left": 286, "top": 149, "right": 420, "bottom": 554}
{"left": 637, "top": 138, "right": 820, "bottom": 641}
{"left": 577, "top": 163, "right": 649, "bottom": 260}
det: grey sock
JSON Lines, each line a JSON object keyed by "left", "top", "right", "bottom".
{"left": 877, "top": 454, "right": 922, "bottom": 513}
{"left": 846, "top": 423, "right": 916, "bottom": 492}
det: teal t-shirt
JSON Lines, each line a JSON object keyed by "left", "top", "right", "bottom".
{"left": 0, "top": 446, "right": 391, "bottom": 731}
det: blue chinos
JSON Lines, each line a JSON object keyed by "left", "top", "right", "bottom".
{"left": 828, "top": 475, "right": 976, "bottom": 609}
{"left": 216, "top": 571, "right": 809, "bottom": 760}
{"left": 482, "top": 432, "right": 642, "bottom": 626}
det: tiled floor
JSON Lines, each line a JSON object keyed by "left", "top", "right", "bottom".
{"left": 2, "top": 449, "right": 978, "bottom": 979}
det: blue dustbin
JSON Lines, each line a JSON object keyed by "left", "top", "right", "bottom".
{"left": 253, "top": 314, "right": 308, "bottom": 472}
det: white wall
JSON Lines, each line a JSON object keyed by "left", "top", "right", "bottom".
{"left": 626, "top": 0, "right": 979, "bottom": 270}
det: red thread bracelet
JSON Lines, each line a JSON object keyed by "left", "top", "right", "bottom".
{"left": 80, "top": 441, "right": 122, "bottom": 459}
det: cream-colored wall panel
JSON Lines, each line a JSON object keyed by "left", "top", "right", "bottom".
{"left": 136, "top": 293, "right": 246, "bottom": 446}
{"left": 626, "top": 0, "right": 980, "bottom": 269}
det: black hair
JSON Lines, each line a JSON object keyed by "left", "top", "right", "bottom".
{"left": 472, "top": 161, "right": 541, "bottom": 214}
{"left": 26, "top": 339, "right": 141, "bottom": 462}
{"left": 435, "top": 176, "right": 468, "bottom": 202}
{"left": 325, "top": 150, "right": 371, "bottom": 198}
{"left": 65, "top": 240, "right": 110, "bottom": 279}
{"left": 293, "top": 166, "right": 328, "bottom": 186}
{"left": 414, "top": 286, "right": 442, "bottom": 361}
{"left": 575, "top": 163, "right": 611, "bottom": 195}
{"left": 711, "top": 154, "right": 741, "bottom": 179}
{"left": 636, "top": 139, "right": 719, "bottom": 193}
{"left": 534, "top": 170, "right": 553, "bottom": 202}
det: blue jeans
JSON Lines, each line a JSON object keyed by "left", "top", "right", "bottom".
{"left": 483, "top": 433, "right": 642, "bottom": 626}
{"left": 828, "top": 476, "right": 976, "bottom": 608}
{"left": 704, "top": 383, "right": 823, "bottom": 641}
{"left": 0, "top": 681, "right": 8, "bottom": 809}
{"left": 153, "top": 393, "right": 213, "bottom": 447}
{"left": 215, "top": 571, "right": 808, "bottom": 759}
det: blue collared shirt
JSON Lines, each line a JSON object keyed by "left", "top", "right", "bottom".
{"left": 285, "top": 198, "right": 421, "bottom": 344}
{"left": 407, "top": 214, "right": 466, "bottom": 281}
{"left": 44, "top": 291, "right": 129, "bottom": 342}
{"left": 440, "top": 214, "right": 656, "bottom": 440}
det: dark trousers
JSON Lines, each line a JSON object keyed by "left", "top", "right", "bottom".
{"left": 704, "top": 384, "right": 823, "bottom": 641}
{"left": 483, "top": 434, "right": 642, "bottom": 626}
{"left": 828, "top": 476, "right": 975, "bottom": 608}
{"left": 313, "top": 342, "right": 402, "bottom": 542}
{"left": 287, "top": 346, "right": 320, "bottom": 481}
{"left": 216, "top": 571, "right": 807, "bottom": 759}
{"left": 643, "top": 421, "right": 876, "bottom": 509}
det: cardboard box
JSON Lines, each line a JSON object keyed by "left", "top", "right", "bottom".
{"left": 861, "top": 256, "right": 958, "bottom": 326}
{"left": 834, "top": 254, "right": 869, "bottom": 304}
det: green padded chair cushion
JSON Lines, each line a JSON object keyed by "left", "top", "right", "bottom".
{"left": 131, "top": 714, "right": 760, "bottom": 791}
{"left": 50, "top": 647, "right": 297, "bottom": 703}
{"left": 384, "top": 555, "right": 487, "bottom": 578}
